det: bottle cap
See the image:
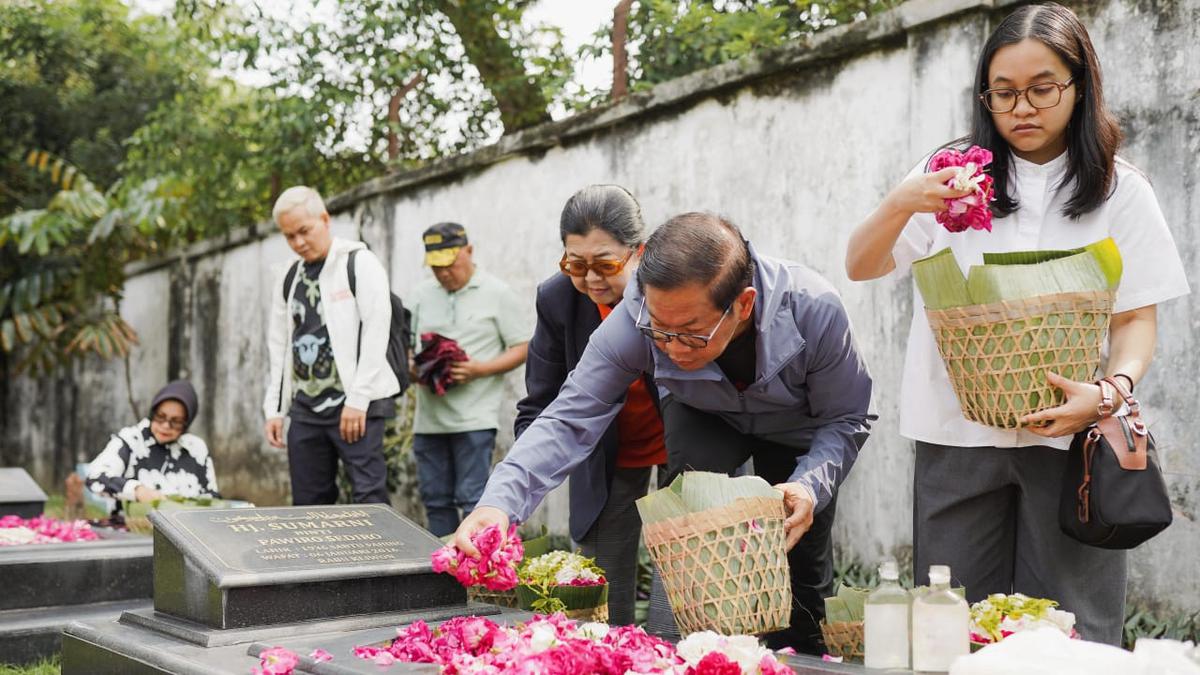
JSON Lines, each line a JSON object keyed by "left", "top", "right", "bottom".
{"left": 929, "top": 564, "right": 951, "bottom": 584}
{"left": 879, "top": 559, "right": 899, "bottom": 581}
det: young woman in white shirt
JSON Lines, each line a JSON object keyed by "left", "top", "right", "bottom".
{"left": 845, "top": 2, "right": 1188, "bottom": 644}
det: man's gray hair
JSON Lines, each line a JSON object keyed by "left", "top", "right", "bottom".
{"left": 272, "top": 186, "right": 327, "bottom": 224}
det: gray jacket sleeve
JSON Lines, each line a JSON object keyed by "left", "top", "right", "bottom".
{"left": 787, "top": 293, "right": 874, "bottom": 512}
{"left": 476, "top": 306, "right": 649, "bottom": 523}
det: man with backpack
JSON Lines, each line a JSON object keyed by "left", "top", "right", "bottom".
{"left": 262, "top": 186, "right": 403, "bottom": 505}
{"left": 410, "top": 222, "right": 530, "bottom": 536}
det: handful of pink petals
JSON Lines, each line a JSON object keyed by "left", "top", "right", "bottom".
{"left": 929, "top": 145, "right": 995, "bottom": 233}
{"left": 431, "top": 524, "right": 523, "bottom": 592}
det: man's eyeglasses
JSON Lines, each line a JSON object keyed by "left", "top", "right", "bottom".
{"left": 634, "top": 298, "right": 731, "bottom": 349}
{"left": 152, "top": 413, "right": 186, "bottom": 431}
{"left": 559, "top": 250, "right": 635, "bottom": 278}
{"left": 979, "top": 78, "right": 1074, "bottom": 114}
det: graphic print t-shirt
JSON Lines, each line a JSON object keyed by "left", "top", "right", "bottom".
{"left": 290, "top": 259, "right": 345, "bottom": 424}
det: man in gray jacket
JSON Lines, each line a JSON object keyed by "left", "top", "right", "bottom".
{"left": 455, "top": 212, "right": 873, "bottom": 653}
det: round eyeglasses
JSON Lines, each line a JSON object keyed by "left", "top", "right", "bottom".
{"left": 979, "top": 78, "right": 1074, "bottom": 114}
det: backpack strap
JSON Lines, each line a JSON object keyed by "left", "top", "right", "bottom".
{"left": 347, "top": 249, "right": 364, "bottom": 365}
{"left": 281, "top": 260, "right": 302, "bottom": 302}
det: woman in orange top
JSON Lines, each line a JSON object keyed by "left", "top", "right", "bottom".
{"left": 514, "top": 184, "right": 666, "bottom": 625}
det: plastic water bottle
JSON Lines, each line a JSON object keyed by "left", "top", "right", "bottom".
{"left": 912, "top": 564, "right": 969, "bottom": 672}
{"left": 864, "top": 559, "right": 910, "bottom": 669}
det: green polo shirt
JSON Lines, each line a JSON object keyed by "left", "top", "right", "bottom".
{"left": 411, "top": 267, "right": 531, "bottom": 434}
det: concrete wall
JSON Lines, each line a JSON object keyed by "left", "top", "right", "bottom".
{"left": 3, "top": 0, "right": 1196, "bottom": 613}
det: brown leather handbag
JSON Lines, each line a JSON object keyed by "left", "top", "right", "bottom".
{"left": 1059, "top": 377, "right": 1173, "bottom": 549}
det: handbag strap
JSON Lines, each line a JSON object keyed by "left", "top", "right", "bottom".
{"left": 1093, "top": 376, "right": 1149, "bottom": 470}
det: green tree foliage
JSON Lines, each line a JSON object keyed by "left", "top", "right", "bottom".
{"left": 0, "top": 151, "right": 180, "bottom": 373}
{"left": 0, "top": 0, "right": 205, "bottom": 214}
{"left": 226, "top": 0, "right": 573, "bottom": 166}
{"left": 585, "top": 0, "right": 901, "bottom": 91}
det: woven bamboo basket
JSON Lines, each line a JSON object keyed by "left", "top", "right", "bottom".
{"left": 642, "top": 496, "right": 790, "bottom": 636}
{"left": 467, "top": 587, "right": 519, "bottom": 608}
{"left": 926, "top": 290, "right": 1113, "bottom": 429}
{"left": 820, "top": 620, "right": 864, "bottom": 663}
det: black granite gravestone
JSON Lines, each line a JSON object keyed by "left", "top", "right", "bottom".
{"left": 0, "top": 467, "right": 48, "bottom": 518}
{"left": 61, "top": 504, "right": 531, "bottom": 674}
{"left": 0, "top": 534, "right": 152, "bottom": 665}
{"left": 147, "top": 504, "right": 465, "bottom": 629}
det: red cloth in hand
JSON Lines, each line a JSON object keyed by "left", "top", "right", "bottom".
{"left": 414, "top": 332, "right": 469, "bottom": 396}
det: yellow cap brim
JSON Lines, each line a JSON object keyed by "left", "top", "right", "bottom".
{"left": 425, "top": 247, "right": 461, "bottom": 267}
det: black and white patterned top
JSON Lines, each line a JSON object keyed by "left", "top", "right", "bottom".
{"left": 85, "top": 419, "right": 220, "bottom": 510}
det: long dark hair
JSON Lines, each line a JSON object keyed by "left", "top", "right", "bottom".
{"left": 965, "top": 3, "right": 1123, "bottom": 219}
{"left": 559, "top": 185, "right": 645, "bottom": 247}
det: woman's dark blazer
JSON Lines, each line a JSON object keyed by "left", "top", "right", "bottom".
{"left": 514, "top": 273, "right": 660, "bottom": 541}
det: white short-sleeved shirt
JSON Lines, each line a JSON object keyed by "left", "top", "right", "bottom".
{"left": 891, "top": 151, "right": 1190, "bottom": 449}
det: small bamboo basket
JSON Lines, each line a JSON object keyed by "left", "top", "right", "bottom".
{"left": 642, "top": 496, "right": 790, "bottom": 636}
{"left": 926, "top": 290, "right": 1113, "bottom": 429}
{"left": 516, "top": 583, "right": 609, "bottom": 622}
{"left": 819, "top": 620, "right": 864, "bottom": 663}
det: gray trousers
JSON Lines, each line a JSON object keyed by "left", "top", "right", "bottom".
{"left": 576, "top": 465, "right": 659, "bottom": 626}
{"left": 914, "top": 442, "right": 1127, "bottom": 645}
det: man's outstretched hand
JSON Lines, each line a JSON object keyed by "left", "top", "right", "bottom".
{"left": 453, "top": 506, "right": 509, "bottom": 557}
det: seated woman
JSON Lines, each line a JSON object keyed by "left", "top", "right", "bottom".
{"left": 514, "top": 184, "right": 666, "bottom": 626}
{"left": 86, "top": 380, "right": 219, "bottom": 513}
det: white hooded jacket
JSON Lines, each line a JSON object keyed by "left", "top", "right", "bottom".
{"left": 263, "top": 237, "right": 400, "bottom": 419}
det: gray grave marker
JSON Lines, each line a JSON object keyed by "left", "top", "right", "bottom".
{"left": 150, "top": 504, "right": 464, "bottom": 629}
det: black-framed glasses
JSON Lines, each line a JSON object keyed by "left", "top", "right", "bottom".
{"left": 559, "top": 249, "right": 635, "bottom": 278}
{"left": 979, "top": 78, "right": 1074, "bottom": 113}
{"left": 151, "top": 412, "right": 186, "bottom": 431}
{"left": 634, "top": 298, "right": 731, "bottom": 349}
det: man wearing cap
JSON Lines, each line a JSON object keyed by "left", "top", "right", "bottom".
{"left": 87, "top": 380, "right": 220, "bottom": 516}
{"left": 410, "top": 222, "right": 531, "bottom": 536}
{"left": 262, "top": 186, "right": 400, "bottom": 505}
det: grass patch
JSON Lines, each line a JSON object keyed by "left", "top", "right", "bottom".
{"left": 0, "top": 656, "right": 60, "bottom": 674}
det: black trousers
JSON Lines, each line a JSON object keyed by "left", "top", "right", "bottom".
{"left": 286, "top": 417, "right": 390, "bottom": 505}
{"left": 660, "top": 397, "right": 836, "bottom": 655}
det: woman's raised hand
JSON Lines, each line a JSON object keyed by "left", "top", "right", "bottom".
{"left": 885, "top": 166, "right": 976, "bottom": 215}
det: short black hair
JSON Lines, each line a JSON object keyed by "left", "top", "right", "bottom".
{"left": 637, "top": 212, "right": 754, "bottom": 310}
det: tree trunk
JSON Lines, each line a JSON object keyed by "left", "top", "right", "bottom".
{"left": 612, "top": 0, "right": 633, "bottom": 101}
{"left": 387, "top": 73, "right": 426, "bottom": 162}
{"left": 436, "top": 0, "right": 551, "bottom": 132}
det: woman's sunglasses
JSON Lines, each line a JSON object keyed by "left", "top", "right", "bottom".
{"left": 559, "top": 249, "right": 635, "bottom": 278}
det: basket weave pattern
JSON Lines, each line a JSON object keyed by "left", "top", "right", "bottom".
{"left": 467, "top": 587, "right": 519, "bottom": 608}
{"left": 926, "top": 290, "right": 1113, "bottom": 429}
{"left": 563, "top": 604, "right": 608, "bottom": 623}
{"left": 642, "top": 496, "right": 790, "bottom": 636}
{"left": 820, "top": 621, "right": 864, "bottom": 662}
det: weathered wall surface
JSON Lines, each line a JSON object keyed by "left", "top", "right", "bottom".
{"left": 3, "top": 0, "right": 1196, "bottom": 612}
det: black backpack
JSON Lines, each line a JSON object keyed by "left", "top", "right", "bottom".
{"left": 283, "top": 249, "right": 412, "bottom": 396}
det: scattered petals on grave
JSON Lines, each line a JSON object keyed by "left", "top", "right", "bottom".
{"left": 351, "top": 613, "right": 794, "bottom": 674}
{"left": 309, "top": 648, "right": 334, "bottom": 662}
{"left": 251, "top": 646, "right": 300, "bottom": 675}
{"left": 431, "top": 523, "right": 523, "bottom": 591}
{"left": 0, "top": 514, "right": 100, "bottom": 545}
{"left": 929, "top": 145, "right": 995, "bottom": 233}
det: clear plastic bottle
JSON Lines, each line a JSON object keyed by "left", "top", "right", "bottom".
{"left": 911, "top": 564, "right": 969, "bottom": 673}
{"left": 864, "top": 559, "right": 910, "bottom": 669}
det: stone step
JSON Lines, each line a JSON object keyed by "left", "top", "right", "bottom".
{"left": 0, "top": 598, "right": 152, "bottom": 666}
{"left": 1, "top": 537, "right": 153, "bottom": 611}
